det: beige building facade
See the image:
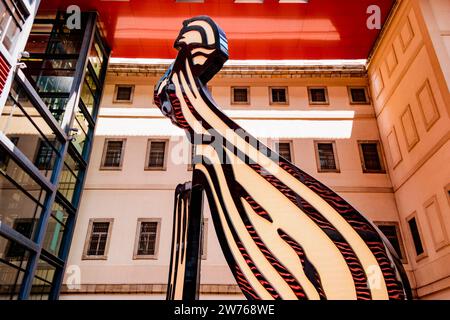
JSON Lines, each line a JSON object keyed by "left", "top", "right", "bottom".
{"left": 61, "top": 0, "right": 449, "bottom": 300}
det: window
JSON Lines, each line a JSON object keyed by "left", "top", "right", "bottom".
{"left": 315, "top": 141, "right": 340, "bottom": 172}
{"left": 231, "top": 87, "right": 250, "bottom": 104}
{"left": 113, "top": 85, "right": 134, "bottom": 103}
{"left": 407, "top": 215, "right": 426, "bottom": 258}
{"left": 270, "top": 87, "right": 288, "bottom": 105}
{"left": 275, "top": 141, "right": 293, "bottom": 162}
{"left": 34, "top": 139, "right": 55, "bottom": 170}
{"left": 358, "top": 141, "right": 385, "bottom": 173}
{"left": 0, "top": 0, "right": 29, "bottom": 54}
{"left": 376, "top": 222, "right": 407, "bottom": 263}
{"left": 348, "top": 87, "right": 370, "bottom": 104}
{"left": 201, "top": 218, "right": 208, "bottom": 260}
{"left": 133, "top": 219, "right": 160, "bottom": 259}
{"left": 146, "top": 140, "right": 168, "bottom": 170}
{"left": 0, "top": 137, "right": 18, "bottom": 169}
{"left": 5, "top": 219, "right": 35, "bottom": 260}
{"left": 188, "top": 144, "right": 196, "bottom": 171}
{"left": 101, "top": 139, "right": 125, "bottom": 169}
{"left": 308, "top": 87, "right": 329, "bottom": 104}
{"left": 83, "top": 219, "right": 113, "bottom": 259}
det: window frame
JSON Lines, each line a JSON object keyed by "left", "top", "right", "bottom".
{"left": 113, "top": 84, "right": 135, "bottom": 104}
{"left": 269, "top": 87, "right": 289, "bottom": 105}
{"left": 82, "top": 218, "right": 114, "bottom": 260}
{"left": 357, "top": 140, "right": 386, "bottom": 174}
{"left": 348, "top": 86, "right": 371, "bottom": 105}
{"left": 307, "top": 86, "right": 329, "bottom": 105}
{"left": 100, "top": 138, "right": 126, "bottom": 170}
{"left": 405, "top": 212, "right": 428, "bottom": 262}
{"left": 231, "top": 86, "right": 250, "bottom": 105}
{"left": 145, "top": 139, "right": 169, "bottom": 171}
{"left": 374, "top": 221, "right": 408, "bottom": 264}
{"left": 314, "top": 140, "right": 340, "bottom": 173}
{"left": 133, "top": 218, "right": 161, "bottom": 260}
{"left": 274, "top": 140, "right": 294, "bottom": 163}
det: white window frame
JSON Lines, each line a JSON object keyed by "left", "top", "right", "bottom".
{"left": 308, "top": 86, "right": 329, "bottom": 105}
{"left": 113, "top": 84, "right": 135, "bottom": 103}
{"left": 274, "top": 140, "right": 294, "bottom": 163}
{"left": 133, "top": 218, "right": 161, "bottom": 260}
{"left": 357, "top": 140, "right": 386, "bottom": 174}
{"left": 100, "top": 138, "right": 126, "bottom": 170}
{"left": 82, "top": 218, "right": 114, "bottom": 260}
{"left": 314, "top": 140, "right": 340, "bottom": 173}
{"left": 374, "top": 221, "right": 408, "bottom": 264}
{"left": 348, "top": 86, "right": 371, "bottom": 105}
{"left": 145, "top": 139, "right": 169, "bottom": 171}
{"left": 269, "top": 87, "right": 289, "bottom": 105}
{"left": 231, "top": 86, "right": 250, "bottom": 105}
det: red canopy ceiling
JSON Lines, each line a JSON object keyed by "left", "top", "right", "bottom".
{"left": 38, "top": 0, "right": 395, "bottom": 60}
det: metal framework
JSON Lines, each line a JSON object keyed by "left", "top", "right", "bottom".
{"left": 0, "top": 11, "right": 110, "bottom": 300}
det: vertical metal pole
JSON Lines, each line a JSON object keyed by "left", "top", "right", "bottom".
{"left": 182, "top": 174, "right": 204, "bottom": 300}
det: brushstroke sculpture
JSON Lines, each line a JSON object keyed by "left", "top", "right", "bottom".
{"left": 155, "top": 16, "right": 410, "bottom": 300}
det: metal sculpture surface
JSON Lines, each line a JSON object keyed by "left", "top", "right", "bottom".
{"left": 155, "top": 16, "right": 410, "bottom": 300}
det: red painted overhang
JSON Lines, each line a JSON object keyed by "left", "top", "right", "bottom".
{"left": 37, "top": 0, "right": 395, "bottom": 60}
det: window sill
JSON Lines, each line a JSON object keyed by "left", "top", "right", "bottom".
{"left": 82, "top": 255, "right": 108, "bottom": 260}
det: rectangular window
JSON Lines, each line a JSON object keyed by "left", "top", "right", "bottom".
{"left": 146, "top": 140, "right": 167, "bottom": 170}
{"left": 315, "top": 141, "right": 339, "bottom": 172}
{"left": 34, "top": 139, "right": 56, "bottom": 171}
{"left": 83, "top": 219, "right": 113, "bottom": 259}
{"left": 101, "top": 139, "right": 125, "bottom": 169}
{"left": 113, "top": 85, "right": 134, "bottom": 103}
{"left": 5, "top": 219, "right": 35, "bottom": 260}
{"left": 134, "top": 219, "right": 160, "bottom": 259}
{"left": 358, "top": 141, "right": 385, "bottom": 173}
{"left": 231, "top": 87, "right": 250, "bottom": 104}
{"left": 349, "top": 87, "right": 370, "bottom": 104}
{"left": 308, "top": 87, "right": 329, "bottom": 104}
{"left": 270, "top": 87, "right": 288, "bottom": 104}
{"left": 0, "top": 0, "right": 29, "bottom": 54}
{"left": 275, "top": 141, "right": 293, "bottom": 162}
{"left": 407, "top": 216, "right": 425, "bottom": 257}
{"left": 376, "top": 222, "right": 407, "bottom": 263}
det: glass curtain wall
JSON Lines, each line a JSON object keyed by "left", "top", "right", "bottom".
{"left": 0, "top": 10, "right": 110, "bottom": 300}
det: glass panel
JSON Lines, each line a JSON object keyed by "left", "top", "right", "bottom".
{"left": 310, "top": 88, "right": 327, "bottom": 102}
{"left": 0, "top": 2, "right": 9, "bottom": 38}
{"left": 272, "top": 88, "right": 286, "bottom": 103}
{"left": 378, "top": 225, "right": 403, "bottom": 259}
{"left": 87, "top": 222, "right": 109, "bottom": 256}
{"left": 361, "top": 143, "right": 382, "bottom": 171}
{"left": 276, "top": 143, "right": 291, "bottom": 162}
{"left": 0, "top": 146, "right": 46, "bottom": 239}
{"left": 148, "top": 141, "right": 165, "bottom": 168}
{"left": 0, "top": 236, "right": 30, "bottom": 300}
{"left": 318, "top": 143, "right": 336, "bottom": 170}
{"left": 137, "top": 222, "right": 157, "bottom": 256}
{"left": 88, "top": 40, "right": 104, "bottom": 78}
{"left": 0, "top": 81, "right": 62, "bottom": 177}
{"left": 58, "top": 151, "right": 82, "bottom": 204}
{"left": 30, "top": 259, "right": 56, "bottom": 300}
{"left": 42, "top": 201, "right": 69, "bottom": 257}
{"left": 71, "top": 106, "right": 91, "bottom": 156}
{"left": 408, "top": 218, "right": 424, "bottom": 256}
{"left": 351, "top": 88, "right": 368, "bottom": 103}
{"left": 2, "top": 16, "right": 20, "bottom": 53}
{"left": 233, "top": 88, "right": 248, "bottom": 103}
{"left": 103, "top": 140, "right": 123, "bottom": 168}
